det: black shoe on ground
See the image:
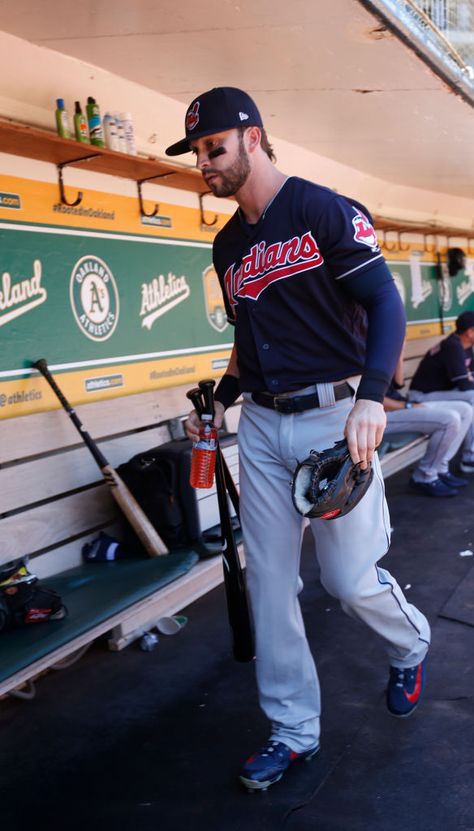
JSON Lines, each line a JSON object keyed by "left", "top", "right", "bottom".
{"left": 386, "top": 659, "right": 427, "bottom": 718}
{"left": 409, "top": 477, "right": 459, "bottom": 497}
{"left": 239, "top": 739, "right": 320, "bottom": 792}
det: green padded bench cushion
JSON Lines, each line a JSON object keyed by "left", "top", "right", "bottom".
{"left": 0, "top": 549, "right": 199, "bottom": 683}
{"left": 378, "top": 431, "right": 425, "bottom": 459}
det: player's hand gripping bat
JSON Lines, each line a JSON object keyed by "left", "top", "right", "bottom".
{"left": 33, "top": 359, "right": 168, "bottom": 557}
{"left": 187, "top": 382, "right": 254, "bottom": 662}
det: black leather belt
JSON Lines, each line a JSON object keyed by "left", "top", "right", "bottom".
{"left": 251, "top": 382, "right": 353, "bottom": 414}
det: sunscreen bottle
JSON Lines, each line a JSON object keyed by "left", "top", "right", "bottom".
{"left": 86, "top": 96, "right": 105, "bottom": 147}
{"left": 74, "top": 101, "right": 90, "bottom": 144}
{"left": 55, "top": 98, "right": 71, "bottom": 139}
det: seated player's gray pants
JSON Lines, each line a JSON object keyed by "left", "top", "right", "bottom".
{"left": 238, "top": 392, "right": 431, "bottom": 753}
{"left": 385, "top": 400, "right": 472, "bottom": 482}
{"left": 408, "top": 389, "right": 474, "bottom": 464}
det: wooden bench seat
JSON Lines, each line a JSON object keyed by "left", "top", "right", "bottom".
{"left": 0, "top": 381, "right": 242, "bottom": 698}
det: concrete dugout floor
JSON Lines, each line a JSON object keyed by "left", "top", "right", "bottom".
{"left": 0, "top": 467, "right": 473, "bottom": 831}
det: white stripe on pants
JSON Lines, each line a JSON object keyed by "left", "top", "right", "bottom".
{"left": 238, "top": 393, "right": 431, "bottom": 752}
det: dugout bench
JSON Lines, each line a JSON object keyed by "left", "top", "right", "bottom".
{"left": 0, "top": 336, "right": 438, "bottom": 699}
{"left": 0, "top": 380, "right": 241, "bottom": 699}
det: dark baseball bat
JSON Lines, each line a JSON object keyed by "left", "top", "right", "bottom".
{"left": 191, "top": 380, "right": 254, "bottom": 662}
{"left": 33, "top": 359, "right": 169, "bottom": 557}
{"left": 187, "top": 385, "right": 240, "bottom": 517}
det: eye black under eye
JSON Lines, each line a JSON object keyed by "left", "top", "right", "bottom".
{"left": 208, "top": 146, "right": 226, "bottom": 160}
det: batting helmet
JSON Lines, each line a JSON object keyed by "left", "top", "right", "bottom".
{"left": 292, "top": 439, "right": 373, "bottom": 520}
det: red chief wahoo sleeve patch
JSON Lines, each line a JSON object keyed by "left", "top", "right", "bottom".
{"left": 351, "top": 207, "right": 380, "bottom": 253}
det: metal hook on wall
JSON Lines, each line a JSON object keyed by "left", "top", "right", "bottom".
{"left": 57, "top": 163, "right": 83, "bottom": 207}
{"left": 56, "top": 153, "right": 101, "bottom": 208}
{"left": 398, "top": 232, "right": 410, "bottom": 252}
{"left": 199, "top": 193, "right": 218, "bottom": 227}
{"left": 467, "top": 237, "right": 474, "bottom": 257}
{"left": 423, "top": 234, "right": 437, "bottom": 254}
{"left": 436, "top": 234, "right": 449, "bottom": 255}
{"left": 137, "top": 180, "right": 160, "bottom": 218}
{"left": 382, "top": 230, "right": 398, "bottom": 252}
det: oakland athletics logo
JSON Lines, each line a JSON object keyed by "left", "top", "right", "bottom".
{"left": 70, "top": 255, "right": 119, "bottom": 341}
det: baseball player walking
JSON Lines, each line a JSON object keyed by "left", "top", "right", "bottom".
{"left": 167, "top": 87, "right": 430, "bottom": 792}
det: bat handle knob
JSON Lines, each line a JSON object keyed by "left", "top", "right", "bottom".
{"left": 198, "top": 378, "right": 216, "bottom": 417}
{"left": 186, "top": 387, "right": 204, "bottom": 418}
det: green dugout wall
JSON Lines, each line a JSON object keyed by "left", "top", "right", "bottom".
{"left": 1, "top": 172, "right": 473, "bottom": 420}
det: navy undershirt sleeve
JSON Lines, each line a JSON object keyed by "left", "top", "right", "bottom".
{"left": 341, "top": 262, "right": 406, "bottom": 403}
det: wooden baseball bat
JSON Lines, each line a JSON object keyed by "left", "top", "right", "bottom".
{"left": 189, "top": 381, "right": 254, "bottom": 662}
{"left": 33, "top": 359, "right": 168, "bottom": 557}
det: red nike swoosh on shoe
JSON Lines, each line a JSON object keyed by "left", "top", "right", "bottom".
{"left": 404, "top": 664, "right": 422, "bottom": 703}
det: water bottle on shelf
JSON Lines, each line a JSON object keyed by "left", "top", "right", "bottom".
{"left": 189, "top": 414, "right": 218, "bottom": 489}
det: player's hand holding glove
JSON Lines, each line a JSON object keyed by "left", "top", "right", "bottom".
{"left": 292, "top": 438, "right": 373, "bottom": 520}
{"left": 344, "top": 398, "right": 386, "bottom": 470}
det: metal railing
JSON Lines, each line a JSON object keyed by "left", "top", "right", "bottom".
{"left": 371, "top": 0, "right": 474, "bottom": 86}
{"left": 417, "top": 1, "right": 474, "bottom": 67}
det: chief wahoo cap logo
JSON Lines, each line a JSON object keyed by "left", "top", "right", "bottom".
{"left": 186, "top": 101, "right": 200, "bottom": 132}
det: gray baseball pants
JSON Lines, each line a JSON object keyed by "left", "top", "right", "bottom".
{"left": 237, "top": 390, "right": 430, "bottom": 753}
{"left": 385, "top": 400, "right": 472, "bottom": 482}
{"left": 408, "top": 389, "right": 474, "bottom": 464}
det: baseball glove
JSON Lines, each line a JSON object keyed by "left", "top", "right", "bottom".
{"left": 291, "top": 438, "right": 373, "bottom": 520}
{"left": 0, "top": 562, "right": 66, "bottom": 632}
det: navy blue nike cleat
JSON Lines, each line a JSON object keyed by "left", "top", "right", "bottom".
{"left": 438, "top": 471, "right": 469, "bottom": 488}
{"left": 386, "top": 658, "right": 426, "bottom": 718}
{"left": 409, "top": 477, "right": 458, "bottom": 497}
{"left": 239, "top": 739, "right": 320, "bottom": 792}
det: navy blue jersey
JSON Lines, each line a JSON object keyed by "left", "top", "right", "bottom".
{"left": 213, "top": 176, "right": 391, "bottom": 394}
{"left": 410, "top": 332, "right": 474, "bottom": 392}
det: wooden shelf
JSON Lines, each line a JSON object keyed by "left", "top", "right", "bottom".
{"left": 374, "top": 214, "right": 474, "bottom": 243}
{"left": 0, "top": 118, "right": 209, "bottom": 195}
{"left": 1, "top": 119, "right": 471, "bottom": 240}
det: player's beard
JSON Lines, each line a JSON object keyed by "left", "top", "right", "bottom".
{"left": 205, "top": 134, "right": 250, "bottom": 198}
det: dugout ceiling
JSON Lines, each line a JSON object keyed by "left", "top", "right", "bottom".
{"left": 0, "top": 0, "right": 473, "bottom": 203}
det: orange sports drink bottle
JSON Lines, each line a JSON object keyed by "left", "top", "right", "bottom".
{"left": 189, "top": 413, "right": 218, "bottom": 489}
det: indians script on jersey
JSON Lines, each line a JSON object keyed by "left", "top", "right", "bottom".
{"left": 224, "top": 231, "right": 322, "bottom": 304}
{"left": 224, "top": 207, "right": 379, "bottom": 306}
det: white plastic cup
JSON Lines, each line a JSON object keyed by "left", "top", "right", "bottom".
{"left": 156, "top": 615, "right": 188, "bottom": 635}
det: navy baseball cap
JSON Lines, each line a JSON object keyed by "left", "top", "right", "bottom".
{"left": 165, "top": 87, "right": 263, "bottom": 156}
{"left": 456, "top": 310, "right": 474, "bottom": 332}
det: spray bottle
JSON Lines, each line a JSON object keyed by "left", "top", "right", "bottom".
{"left": 103, "top": 113, "right": 120, "bottom": 152}
{"left": 114, "top": 114, "right": 127, "bottom": 153}
{"left": 74, "top": 102, "right": 90, "bottom": 144}
{"left": 86, "top": 96, "right": 105, "bottom": 147}
{"left": 119, "top": 112, "right": 137, "bottom": 155}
